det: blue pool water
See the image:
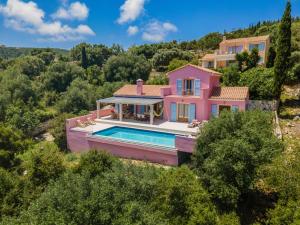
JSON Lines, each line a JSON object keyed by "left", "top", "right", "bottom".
{"left": 92, "top": 126, "right": 175, "bottom": 148}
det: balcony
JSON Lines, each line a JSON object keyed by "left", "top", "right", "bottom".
{"left": 183, "top": 89, "right": 194, "bottom": 96}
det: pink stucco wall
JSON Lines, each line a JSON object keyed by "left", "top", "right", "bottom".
{"left": 66, "top": 109, "right": 112, "bottom": 129}
{"left": 208, "top": 99, "right": 247, "bottom": 112}
{"left": 160, "top": 86, "right": 171, "bottom": 97}
{"left": 163, "top": 65, "right": 248, "bottom": 122}
{"left": 67, "top": 128, "right": 197, "bottom": 166}
{"left": 67, "top": 129, "right": 179, "bottom": 165}
{"left": 67, "top": 130, "right": 90, "bottom": 152}
{"left": 168, "top": 65, "right": 219, "bottom": 94}
{"left": 164, "top": 95, "right": 210, "bottom": 121}
{"left": 86, "top": 137, "right": 178, "bottom": 165}
{"left": 175, "top": 135, "right": 196, "bottom": 153}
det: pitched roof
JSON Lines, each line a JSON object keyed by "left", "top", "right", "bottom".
{"left": 220, "top": 35, "right": 270, "bottom": 45}
{"left": 209, "top": 87, "right": 249, "bottom": 100}
{"left": 167, "top": 64, "right": 222, "bottom": 76}
{"left": 113, "top": 85, "right": 168, "bottom": 97}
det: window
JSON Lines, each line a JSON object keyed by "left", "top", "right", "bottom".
{"left": 176, "top": 79, "right": 183, "bottom": 95}
{"left": 249, "top": 43, "right": 265, "bottom": 51}
{"left": 207, "top": 61, "right": 214, "bottom": 68}
{"left": 183, "top": 79, "right": 194, "bottom": 95}
{"left": 211, "top": 104, "right": 218, "bottom": 118}
{"left": 178, "top": 104, "right": 189, "bottom": 122}
{"left": 231, "top": 105, "right": 239, "bottom": 112}
{"left": 228, "top": 45, "right": 243, "bottom": 54}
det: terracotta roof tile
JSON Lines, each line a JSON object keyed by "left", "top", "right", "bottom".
{"left": 209, "top": 87, "right": 249, "bottom": 100}
{"left": 114, "top": 85, "right": 168, "bottom": 97}
{"left": 220, "top": 35, "right": 270, "bottom": 44}
{"left": 167, "top": 64, "right": 222, "bottom": 76}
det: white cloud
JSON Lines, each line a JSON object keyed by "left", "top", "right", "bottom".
{"left": 117, "top": 0, "right": 146, "bottom": 24}
{"left": 142, "top": 20, "right": 178, "bottom": 42}
{"left": 127, "top": 25, "right": 139, "bottom": 36}
{"left": 0, "top": 0, "right": 44, "bottom": 26}
{"left": 162, "top": 22, "right": 178, "bottom": 32}
{"left": 52, "top": 1, "right": 89, "bottom": 21}
{"left": 0, "top": 0, "right": 94, "bottom": 42}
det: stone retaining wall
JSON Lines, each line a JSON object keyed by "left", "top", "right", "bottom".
{"left": 247, "top": 100, "right": 279, "bottom": 111}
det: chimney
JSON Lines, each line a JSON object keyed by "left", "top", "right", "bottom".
{"left": 223, "top": 36, "right": 226, "bottom": 41}
{"left": 136, "top": 79, "right": 143, "bottom": 95}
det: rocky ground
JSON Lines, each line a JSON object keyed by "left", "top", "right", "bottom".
{"left": 279, "top": 84, "right": 300, "bottom": 151}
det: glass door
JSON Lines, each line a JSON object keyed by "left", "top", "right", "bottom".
{"left": 177, "top": 104, "right": 189, "bottom": 122}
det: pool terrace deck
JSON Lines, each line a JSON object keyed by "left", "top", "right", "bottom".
{"left": 67, "top": 112, "right": 198, "bottom": 165}
{"left": 71, "top": 116, "right": 199, "bottom": 136}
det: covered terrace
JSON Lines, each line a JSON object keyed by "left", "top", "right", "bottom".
{"left": 96, "top": 97, "right": 163, "bottom": 125}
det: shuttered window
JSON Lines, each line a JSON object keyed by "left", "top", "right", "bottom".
{"left": 231, "top": 105, "right": 239, "bottom": 113}
{"left": 171, "top": 103, "right": 177, "bottom": 122}
{"left": 194, "top": 79, "right": 201, "bottom": 96}
{"left": 176, "top": 79, "right": 183, "bottom": 95}
{"left": 211, "top": 104, "right": 218, "bottom": 118}
{"left": 188, "top": 104, "right": 196, "bottom": 123}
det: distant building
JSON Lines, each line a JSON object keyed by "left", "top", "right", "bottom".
{"left": 201, "top": 35, "right": 270, "bottom": 69}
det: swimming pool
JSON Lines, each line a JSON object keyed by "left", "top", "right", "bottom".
{"left": 92, "top": 126, "right": 176, "bottom": 148}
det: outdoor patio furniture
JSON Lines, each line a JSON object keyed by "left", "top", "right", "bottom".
{"left": 77, "top": 120, "right": 87, "bottom": 128}
{"left": 87, "top": 117, "right": 96, "bottom": 125}
{"left": 111, "top": 112, "right": 119, "bottom": 119}
{"left": 188, "top": 120, "right": 201, "bottom": 128}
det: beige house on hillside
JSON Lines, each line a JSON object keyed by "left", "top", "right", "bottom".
{"left": 201, "top": 35, "right": 270, "bottom": 69}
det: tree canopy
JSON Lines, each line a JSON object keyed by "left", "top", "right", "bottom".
{"left": 193, "top": 110, "right": 282, "bottom": 208}
{"left": 104, "top": 53, "right": 152, "bottom": 83}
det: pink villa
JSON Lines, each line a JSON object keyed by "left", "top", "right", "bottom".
{"left": 66, "top": 64, "right": 249, "bottom": 165}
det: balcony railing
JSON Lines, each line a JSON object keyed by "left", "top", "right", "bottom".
{"left": 183, "top": 89, "right": 194, "bottom": 96}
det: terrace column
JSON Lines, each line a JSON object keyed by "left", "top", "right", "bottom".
{"left": 96, "top": 101, "right": 100, "bottom": 119}
{"left": 214, "top": 59, "right": 217, "bottom": 69}
{"left": 119, "top": 103, "right": 123, "bottom": 121}
{"left": 150, "top": 104, "right": 154, "bottom": 125}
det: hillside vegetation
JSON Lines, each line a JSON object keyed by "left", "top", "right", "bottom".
{"left": 0, "top": 46, "right": 68, "bottom": 59}
{"left": 0, "top": 4, "right": 300, "bottom": 225}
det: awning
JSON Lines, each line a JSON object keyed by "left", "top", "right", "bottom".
{"left": 97, "top": 97, "right": 163, "bottom": 105}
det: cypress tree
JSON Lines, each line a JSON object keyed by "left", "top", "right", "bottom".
{"left": 81, "top": 46, "right": 88, "bottom": 69}
{"left": 266, "top": 46, "right": 276, "bottom": 68}
{"left": 274, "top": 1, "right": 292, "bottom": 98}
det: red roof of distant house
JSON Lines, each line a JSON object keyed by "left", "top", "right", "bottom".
{"left": 220, "top": 35, "right": 270, "bottom": 45}
{"left": 209, "top": 87, "right": 249, "bottom": 100}
{"left": 114, "top": 85, "right": 168, "bottom": 97}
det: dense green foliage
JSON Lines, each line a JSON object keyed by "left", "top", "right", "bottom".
{"left": 167, "top": 58, "right": 189, "bottom": 71}
{"left": 104, "top": 53, "right": 152, "bottom": 83}
{"left": 152, "top": 48, "right": 193, "bottom": 71}
{"left": 236, "top": 49, "right": 260, "bottom": 72}
{"left": 0, "top": 125, "right": 29, "bottom": 169}
{"left": 0, "top": 46, "right": 68, "bottom": 59}
{"left": 239, "top": 67, "right": 276, "bottom": 100}
{"left": 41, "top": 62, "right": 85, "bottom": 93}
{"left": 193, "top": 111, "right": 282, "bottom": 208}
{"left": 274, "top": 1, "right": 292, "bottom": 97}
{"left": 221, "top": 64, "right": 241, "bottom": 86}
{"left": 1, "top": 151, "right": 237, "bottom": 225}
{"left": 0, "top": 8, "right": 299, "bottom": 224}
{"left": 258, "top": 143, "right": 300, "bottom": 225}
{"left": 146, "top": 73, "right": 169, "bottom": 85}
{"left": 70, "top": 43, "right": 115, "bottom": 68}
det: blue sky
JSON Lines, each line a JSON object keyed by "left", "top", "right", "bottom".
{"left": 0, "top": 0, "right": 299, "bottom": 49}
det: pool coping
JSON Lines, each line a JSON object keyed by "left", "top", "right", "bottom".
{"left": 87, "top": 134, "right": 178, "bottom": 153}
